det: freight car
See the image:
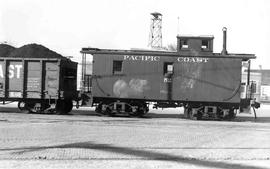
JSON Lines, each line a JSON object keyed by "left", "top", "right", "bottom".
{"left": 0, "top": 44, "right": 78, "bottom": 114}
{"left": 80, "top": 28, "right": 259, "bottom": 119}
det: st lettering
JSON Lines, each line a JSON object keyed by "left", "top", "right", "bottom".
{"left": 0, "top": 64, "right": 22, "bottom": 79}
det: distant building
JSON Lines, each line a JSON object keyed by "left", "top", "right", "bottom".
{"left": 242, "top": 71, "right": 261, "bottom": 102}
{"left": 244, "top": 69, "right": 270, "bottom": 103}
{"left": 250, "top": 69, "right": 270, "bottom": 85}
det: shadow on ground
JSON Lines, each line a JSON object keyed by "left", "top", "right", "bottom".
{"left": 0, "top": 141, "right": 267, "bottom": 169}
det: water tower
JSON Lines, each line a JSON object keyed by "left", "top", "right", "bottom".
{"left": 148, "top": 12, "right": 163, "bottom": 49}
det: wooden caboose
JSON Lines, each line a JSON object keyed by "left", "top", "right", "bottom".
{"left": 81, "top": 28, "right": 257, "bottom": 119}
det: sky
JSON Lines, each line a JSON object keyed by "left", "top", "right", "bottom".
{"left": 0, "top": 0, "right": 269, "bottom": 68}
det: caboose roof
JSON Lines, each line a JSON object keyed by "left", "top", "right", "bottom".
{"left": 177, "top": 35, "right": 214, "bottom": 39}
{"left": 81, "top": 48, "right": 256, "bottom": 61}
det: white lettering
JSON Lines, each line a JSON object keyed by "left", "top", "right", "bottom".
{"left": 15, "top": 65, "right": 22, "bottom": 78}
{"left": 154, "top": 56, "right": 160, "bottom": 61}
{"left": 124, "top": 55, "right": 130, "bottom": 60}
{"left": 145, "top": 56, "right": 151, "bottom": 61}
{"left": 123, "top": 55, "right": 207, "bottom": 63}
{"left": 123, "top": 55, "right": 160, "bottom": 62}
{"left": 177, "top": 57, "right": 209, "bottom": 63}
{"left": 135, "top": 56, "right": 140, "bottom": 60}
{"left": 203, "top": 58, "right": 209, "bottom": 62}
{"left": 0, "top": 64, "right": 23, "bottom": 79}
{"left": 177, "top": 57, "right": 183, "bottom": 62}
{"left": 0, "top": 65, "right": 3, "bottom": 78}
{"left": 9, "top": 65, "right": 14, "bottom": 78}
{"left": 196, "top": 58, "right": 203, "bottom": 63}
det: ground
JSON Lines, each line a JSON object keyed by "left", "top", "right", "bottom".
{"left": 0, "top": 103, "right": 270, "bottom": 169}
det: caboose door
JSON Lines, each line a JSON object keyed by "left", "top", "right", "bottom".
{"left": 163, "top": 62, "right": 174, "bottom": 101}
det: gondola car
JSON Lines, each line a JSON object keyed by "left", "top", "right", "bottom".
{"left": 0, "top": 57, "right": 77, "bottom": 114}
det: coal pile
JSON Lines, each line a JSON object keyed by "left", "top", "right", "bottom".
{"left": 0, "top": 44, "right": 16, "bottom": 57}
{"left": 8, "top": 43, "right": 65, "bottom": 59}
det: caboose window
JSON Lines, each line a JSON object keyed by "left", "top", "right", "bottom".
{"left": 113, "top": 60, "right": 123, "bottom": 74}
{"left": 180, "top": 39, "right": 188, "bottom": 49}
{"left": 201, "top": 40, "right": 209, "bottom": 49}
{"left": 164, "top": 62, "right": 174, "bottom": 74}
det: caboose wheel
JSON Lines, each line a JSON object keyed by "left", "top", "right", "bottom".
{"left": 136, "top": 108, "right": 147, "bottom": 117}
{"left": 106, "top": 103, "right": 116, "bottom": 117}
{"left": 224, "top": 109, "right": 236, "bottom": 120}
{"left": 95, "top": 103, "right": 110, "bottom": 116}
{"left": 129, "top": 102, "right": 148, "bottom": 117}
{"left": 18, "top": 101, "right": 26, "bottom": 111}
{"left": 186, "top": 107, "right": 202, "bottom": 120}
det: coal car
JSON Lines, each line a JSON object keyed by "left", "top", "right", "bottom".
{"left": 0, "top": 44, "right": 78, "bottom": 114}
{"left": 80, "top": 28, "right": 259, "bottom": 119}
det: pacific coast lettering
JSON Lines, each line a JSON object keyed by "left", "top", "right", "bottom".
{"left": 123, "top": 55, "right": 209, "bottom": 63}
{"left": 0, "top": 64, "right": 22, "bottom": 79}
{"left": 124, "top": 55, "right": 160, "bottom": 61}
{"left": 177, "top": 57, "right": 209, "bottom": 63}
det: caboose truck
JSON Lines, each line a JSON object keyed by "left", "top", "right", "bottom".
{"left": 80, "top": 27, "right": 259, "bottom": 120}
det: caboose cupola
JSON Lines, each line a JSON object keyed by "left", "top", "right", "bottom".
{"left": 176, "top": 35, "right": 214, "bottom": 54}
